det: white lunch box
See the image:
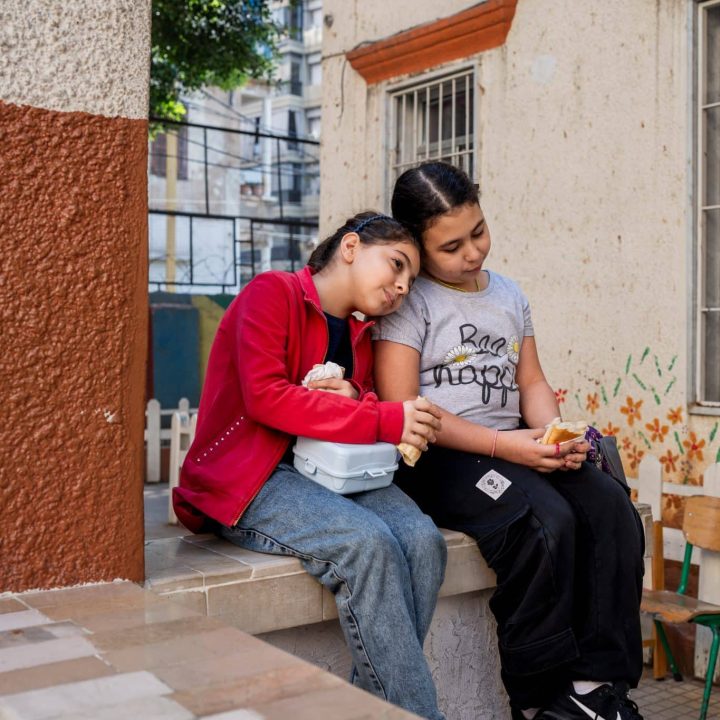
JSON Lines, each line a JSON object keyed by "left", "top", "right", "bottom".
{"left": 293, "top": 438, "right": 398, "bottom": 494}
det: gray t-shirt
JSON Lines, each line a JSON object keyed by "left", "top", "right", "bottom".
{"left": 373, "top": 271, "right": 534, "bottom": 430}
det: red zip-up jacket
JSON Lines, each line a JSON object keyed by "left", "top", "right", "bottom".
{"left": 173, "top": 267, "right": 405, "bottom": 531}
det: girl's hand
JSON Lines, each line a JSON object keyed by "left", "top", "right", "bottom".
{"left": 401, "top": 398, "right": 442, "bottom": 451}
{"left": 558, "top": 440, "right": 590, "bottom": 472}
{"left": 307, "top": 378, "right": 359, "bottom": 399}
{"left": 494, "top": 429, "right": 570, "bottom": 473}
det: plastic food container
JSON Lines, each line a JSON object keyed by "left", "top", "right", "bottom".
{"left": 293, "top": 438, "right": 398, "bottom": 494}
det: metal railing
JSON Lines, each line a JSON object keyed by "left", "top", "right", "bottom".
{"left": 148, "top": 118, "right": 319, "bottom": 293}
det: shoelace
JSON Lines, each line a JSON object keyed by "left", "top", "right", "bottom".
{"left": 612, "top": 685, "right": 642, "bottom": 719}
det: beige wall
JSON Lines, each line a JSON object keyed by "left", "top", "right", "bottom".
{"left": 321, "top": 0, "right": 718, "bottom": 503}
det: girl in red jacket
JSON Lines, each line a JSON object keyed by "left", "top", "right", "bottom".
{"left": 175, "top": 212, "right": 447, "bottom": 720}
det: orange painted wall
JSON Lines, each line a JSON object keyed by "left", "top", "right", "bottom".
{"left": 0, "top": 101, "right": 148, "bottom": 591}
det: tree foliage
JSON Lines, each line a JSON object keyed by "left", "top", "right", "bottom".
{"left": 151, "top": 0, "right": 278, "bottom": 122}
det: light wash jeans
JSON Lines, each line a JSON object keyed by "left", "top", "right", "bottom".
{"left": 219, "top": 463, "right": 447, "bottom": 720}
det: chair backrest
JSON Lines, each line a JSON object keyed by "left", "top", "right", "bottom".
{"left": 683, "top": 495, "right": 720, "bottom": 552}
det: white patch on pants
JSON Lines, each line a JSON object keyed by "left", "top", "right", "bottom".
{"left": 476, "top": 470, "right": 511, "bottom": 500}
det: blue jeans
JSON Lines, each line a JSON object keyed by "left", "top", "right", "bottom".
{"left": 219, "top": 463, "right": 447, "bottom": 720}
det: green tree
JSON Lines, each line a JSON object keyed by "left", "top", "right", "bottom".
{"left": 151, "top": 0, "right": 278, "bottom": 122}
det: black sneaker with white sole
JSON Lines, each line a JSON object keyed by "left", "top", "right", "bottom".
{"left": 536, "top": 682, "right": 643, "bottom": 720}
{"left": 612, "top": 682, "right": 643, "bottom": 720}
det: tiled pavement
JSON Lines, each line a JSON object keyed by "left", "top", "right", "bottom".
{"left": 145, "top": 483, "right": 720, "bottom": 719}
{"left": 0, "top": 485, "right": 715, "bottom": 719}
{"left": 0, "top": 582, "right": 419, "bottom": 720}
{"left": 633, "top": 668, "right": 720, "bottom": 720}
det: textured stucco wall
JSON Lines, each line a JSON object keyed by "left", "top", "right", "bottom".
{"left": 0, "top": 1, "right": 150, "bottom": 119}
{"left": 259, "top": 589, "right": 508, "bottom": 720}
{"left": 321, "top": 0, "right": 718, "bottom": 505}
{"left": 0, "top": 0, "right": 150, "bottom": 591}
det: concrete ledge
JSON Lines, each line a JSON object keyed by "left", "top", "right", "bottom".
{"left": 145, "top": 528, "right": 496, "bottom": 634}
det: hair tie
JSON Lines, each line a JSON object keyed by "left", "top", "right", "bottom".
{"left": 353, "top": 214, "right": 390, "bottom": 234}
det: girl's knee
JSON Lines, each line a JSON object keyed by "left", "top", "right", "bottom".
{"left": 397, "top": 514, "right": 447, "bottom": 568}
{"left": 358, "top": 525, "right": 405, "bottom": 563}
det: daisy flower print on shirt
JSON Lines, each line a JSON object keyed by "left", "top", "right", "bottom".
{"left": 443, "top": 344, "right": 478, "bottom": 369}
{"left": 506, "top": 336, "right": 520, "bottom": 364}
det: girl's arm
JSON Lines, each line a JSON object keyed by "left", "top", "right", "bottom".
{"left": 515, "top": 336, "right": 561, "bottom": 428}
{"left": 233, "top": 274, "right": 439, "bottom": 449}
{"left": 234, "top": 274, "right": 399, "bottom": 443}
{"left": 374, "top": 340, "right": 567, "bottom": 471}
{"left": 374, "top": 341, "right": 496, "bottom": 453}
{"left": 516, "top": 335, "right": 589, "bottom": 470}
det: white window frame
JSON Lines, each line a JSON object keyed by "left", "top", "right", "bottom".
{"left": 693, "top": 0, "right": 720, "bottom": 411}
{"left": 387, "top": 66, "right": 478, "bottom": 186}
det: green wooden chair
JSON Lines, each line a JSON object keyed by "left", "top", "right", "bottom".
{"left": 641, "top": 495, "right": 720, "bottom": 720}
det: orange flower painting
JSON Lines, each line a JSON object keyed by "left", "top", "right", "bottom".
{"left": 628, "top": 445, "right": 645, "bottom": 470}
{"left": 660, "top": 449, "right": 678, "bottom": 474}
{"left": 601, "top": 423, "right": 620, "bottom": 437}
{"left": 555, "top": 388, "right": 567, "bottom": 404}
{"left": 621, "top": 436, "right": 633, "bottom": 451}
{"left": 645, "top": 418, "right": 669, "bottom": 443}
{"left": 586, "top": 393, "right": 600, "bottom": 414}
{"left": 682, "top": 431, "right": 706, "bottom": 463}
{"left": 667, "top": 407, "right": 683, "bottom": 425}
{"left": 620, "top": 396, "right": 643, "bottom": 426}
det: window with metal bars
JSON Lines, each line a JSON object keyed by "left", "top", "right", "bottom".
{"left": 389, "top": 69, "right": 475, "bottom": 182}
{"left": 697, "top": 1, "right": 720, "bottom": 405}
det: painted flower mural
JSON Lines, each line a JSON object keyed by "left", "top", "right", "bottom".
{"left": 645, "top": 418, "right": 669, "bottom": 443}
{"left": 620, "top": 396, "right": 643, "bottom": 427}
{"left": 601, "top": 422, "right": 620, "bottom": 436}
{"left": 586, "top": 392, "right": 600, "bottom": 414}
{"left": 683, "top": 431, "right": 706, "bottom": 463}
{"left": 659, "top": 449, "right": 678, "bottom": 473}
{"left": 562, "top": 347, "right": 718, "bottom": 487}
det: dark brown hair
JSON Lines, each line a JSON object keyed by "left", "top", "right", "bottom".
{"left": 307, "top": 211, "right": 417, "bottom": 271}
{"left": 391, "top": 162, "right": 479, "bottom": 243}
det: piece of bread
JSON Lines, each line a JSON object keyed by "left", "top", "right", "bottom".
{"left": 397, "top": 443, "right": 422, "bottom": 467}
{"left": 539, "top": 418, "right": 588, "bottom": 445}
{"left": 397, "top": 395, "right": 428, "bottom": 466}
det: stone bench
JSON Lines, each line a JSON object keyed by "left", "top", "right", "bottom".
{"left": 145, "top": 503, "right": 652, "bottom": 720}
{"left": 145, "top": 527, "right": 504, "bottom": 719}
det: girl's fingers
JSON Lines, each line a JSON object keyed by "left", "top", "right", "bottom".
{"left": 417, "top": 411, "right": 442, "bottom": 429}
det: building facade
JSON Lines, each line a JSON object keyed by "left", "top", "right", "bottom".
{"left": 147, "top": 0, "right": 324, "bottom": 293}
{"left": 320, "top": 0, "right": 720, "bottom": 523}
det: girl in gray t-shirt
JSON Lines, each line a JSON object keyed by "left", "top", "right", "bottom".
{"left": 374, "top": 162, "right": 644, "bottom": 720}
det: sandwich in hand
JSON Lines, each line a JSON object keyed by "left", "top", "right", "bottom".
{"left": 539, "top": 417, "right": 588, "bottom": 445}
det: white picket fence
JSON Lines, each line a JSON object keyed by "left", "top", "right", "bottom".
{"left": 144, "top": 398, "right": 197, "bottom": 484}
{"left": 166, "top": 409, "right": 198, "bottom": 525}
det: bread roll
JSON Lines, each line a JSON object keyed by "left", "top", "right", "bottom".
{"left": 397, "top": 443, "right": 422, "bottom": 467}
{"left": 539, "top": 418, "right": 588, "bottom": 445}
{"left": 397, "top": 395, "right": 428, "bottom": 466}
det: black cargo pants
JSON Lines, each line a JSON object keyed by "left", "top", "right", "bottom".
{"left": 395, "top": 446, "right": 645, "bottom": 710}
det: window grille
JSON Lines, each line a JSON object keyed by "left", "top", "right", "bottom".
{"left": 697, "top": 0, "right": 720, "bottom": 404}
{"left": 389, "top": 69, "right": 475, "bottom": 181}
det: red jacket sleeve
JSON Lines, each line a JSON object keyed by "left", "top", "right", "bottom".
{"left": 234, "top": 274, "right": 403, "bottom": 444}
